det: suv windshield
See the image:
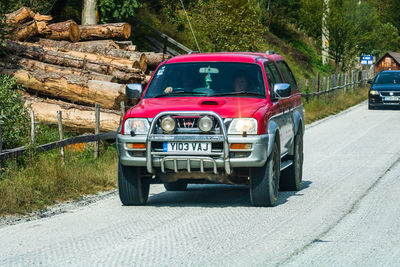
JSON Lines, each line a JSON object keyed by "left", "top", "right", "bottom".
{"left": 144, "top": 62, "right": 266, "bottom": 98}
{"left": 375, "top": 72, "right": 400, "bottom": 84}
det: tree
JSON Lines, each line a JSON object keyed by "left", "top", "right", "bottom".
{"left": 97, "top": 0, "right": 141, "bottom": 23}
{"left": 190, "top": 0, "right": 266, "bottom": 52}
{"left": 298, "top": 0, "right": 323, "bottom": 41}
{"left": 82, "top": 0, "right": 96, "bottom": 25}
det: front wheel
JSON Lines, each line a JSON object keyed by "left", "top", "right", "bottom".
{"left": 249, "top": 142, "right": 280, "bottom": 207}
{"left": 118, "top": 161, "right": 150, "bottom": 205}
{"left": 280, "top": 131, "right": 303, "bottom": 191}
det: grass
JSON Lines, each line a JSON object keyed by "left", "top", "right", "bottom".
{"left": 304, "top": 86, "right": 369, "bottom": 124}
{"left": 0, "top": 145, "right": 117, "bottom": 216}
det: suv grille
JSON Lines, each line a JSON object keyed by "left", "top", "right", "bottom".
{"left": 380, "top": 91, "right": 400, "bottom": 96}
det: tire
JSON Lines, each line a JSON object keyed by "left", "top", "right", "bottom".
{"left": 164, "top": 181, "right": 188, "bottom": 191}
{"left": 118, "top": 161, "right": 150, "bottom": 205}
{"left": 280, "top": 131, "right": 303, "bottom": 191}
{"left": 249, "top": 141, "right": 280, "bottom": 207}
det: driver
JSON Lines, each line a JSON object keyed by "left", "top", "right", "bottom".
{"left": 233, "top": 73, "right": 249, "bottom": 92}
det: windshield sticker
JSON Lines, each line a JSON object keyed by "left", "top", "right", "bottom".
{"left": 157, "top": 66, "right": 165, "bottom": 76}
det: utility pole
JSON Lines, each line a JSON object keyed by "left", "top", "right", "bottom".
{"left": 322, "top": 0, "right": 329, "bottom": 65}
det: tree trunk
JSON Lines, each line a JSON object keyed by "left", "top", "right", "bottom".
{"left": 10, "top": 20, "right": 38, "bottom": 41}
{"left": 38, "top": 39, "right": 147, "bottom": 72}
{"left": 3, "top": 41, "right": 145, "bottom": 81}
{"left": 115, "top": 41, "right": 137, "bottom": 51}
{"left": 79, "top": 23, "right": 131, "bottom": 40}
{"left": 5, "top": 7, "right": 34, "bottom": 26}
{"left": 5, "top": 55, "right": 115, "bottom": 82}
{"left": 82, "top": 0, "right": 97, "bottom": 26}
{"left": 47, "top": 20, "right": 80, "bottom": 42}
{"left": 33, "top": 13, "right": 52, "bottom": 22}
{"left": 23, "top": 95, "right": 120, "bottom": 133}
{"left": 144, "top": 52, "right": 168, "bottom": 70}
{"left": 74, "top": 39, "right": 119, "bottom": 49}
{"left": 0, "top": 68, "right": 126, "bottom": 110}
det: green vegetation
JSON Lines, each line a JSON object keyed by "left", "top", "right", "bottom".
{"left": 0, "top": 75, "right": 30, "bottom": 149}
{"left": 304, "top": 86, "right": 369, "bottom": 124}
{"left": 0, "top": 147, "right": 117, "bottom": 215}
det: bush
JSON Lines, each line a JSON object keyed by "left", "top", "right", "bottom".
{"left": 0, "top": 75, "right": 30, "bottom": 149}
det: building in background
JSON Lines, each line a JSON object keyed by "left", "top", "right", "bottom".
{"left": 375, "top": 52, "right": 400, "bottom": 73}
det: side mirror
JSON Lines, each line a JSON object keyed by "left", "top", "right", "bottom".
{"left": 126, "top": 83, "right": 143, "bottom": 101}
{"left": 273, "top": 83, "right": 291, "bottom": 99}
{"left": 367, "top": 79, "right": 373, "bottom": 84}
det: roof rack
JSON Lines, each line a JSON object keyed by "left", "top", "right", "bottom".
{"left": 266, "top": 50, "right": 276, "bottom": 55}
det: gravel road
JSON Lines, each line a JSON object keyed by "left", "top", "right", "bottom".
{"left": 1, "top": 102, "right": 399, "bottom": 266}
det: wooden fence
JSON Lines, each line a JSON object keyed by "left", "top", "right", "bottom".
{"left": 299, "top": 69, "right": 374, "bottom": 100}
{"left": 0, "top": 103, "right": 120, "bottom": 163}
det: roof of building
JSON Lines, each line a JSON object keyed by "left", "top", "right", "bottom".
{"left": 376, "top": 51, "right": 400, "bottom": 66}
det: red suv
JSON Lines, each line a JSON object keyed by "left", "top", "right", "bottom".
{"left": 117, "top": 51, "right": 304, "bottom": 207}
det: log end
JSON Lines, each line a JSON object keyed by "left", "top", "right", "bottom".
{"left": 139, "top": 54, "right": 147, "bottom": 73}
{"left": 123, "top": 23, "right": 131, "bottom": 39}
{"left": 69, "top": 22, "right": 81, "bottom": 43}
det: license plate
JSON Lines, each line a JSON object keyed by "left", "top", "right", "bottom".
{"left": 163, "top": 142, "right": 211, "bottom": 154}
{"left": 384, "top": 96, "right": 399, "bottom": 101}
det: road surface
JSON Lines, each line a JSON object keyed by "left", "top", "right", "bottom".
{"left": 1, "top": 102, "right": 400, "bottom": 266}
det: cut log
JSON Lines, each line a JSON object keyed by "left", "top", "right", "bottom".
{"left": 23, "top": 95, "right": 120, "bottom": 132}
{"left": 115, "top": 41, "right": 137, "bottom": 51}
{"left": 38, "top": 39, "right": 147, "bottom": 72}
{"left": 75, "top": 40, "right": 119, "bottom": 49}
{"left": 6, "top": 7, "right": 34, "bottom": 26}
{"left": 5, "top": 55, "right": 115, "bottom": 82}
{"left": 3, "top": 41, "right": 145, "bottom": 82}
{"left": 11, "top": 20, "right": 38, "bottom": 41}
{"left": 47, "top": 20, "right": 80, "bottom": 43}
{"left": 144, "top": 52, "right": 168, "bottom": 70}
{"left": 79, "top": 23, "right": 131, "bottom": 40}
{"left": 35, "top": 20, "right": 51, "bottom": 35}
{"left": 33, "top": 13, "right": 52, "bottom": 22}
{"left": 0, "top": 68, "right": 127, "bottom": 110}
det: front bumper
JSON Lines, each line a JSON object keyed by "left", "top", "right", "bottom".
{"left": 117, "top": 133, "right": 269, "bottom": 172}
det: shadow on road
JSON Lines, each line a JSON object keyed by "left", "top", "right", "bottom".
{"left": 147, "top": 180, "right": 312, "bottom": 207}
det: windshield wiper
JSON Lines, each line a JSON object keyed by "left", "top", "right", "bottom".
{"left": 211, "top": 91, "right": 265, "bottom": 97}
{"left": 152, "top": 91, "right": 208, "bottom": 98}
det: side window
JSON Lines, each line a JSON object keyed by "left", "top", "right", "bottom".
{"left": 269, "top": 63, "right": 283, "bottom": 83}
{"left": 276, "top": 61, "right": 297, "bottom": 90}
{"left": 264, "top": 62, "right": 275, "bottom": 91}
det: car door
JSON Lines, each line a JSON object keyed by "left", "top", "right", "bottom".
{"left": 275, "top": 60, "right": 298, "bottom": 153}
{"left": 264, "top": 61, "right": 291, "bottom": 155}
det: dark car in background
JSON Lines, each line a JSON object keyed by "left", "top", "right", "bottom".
{"left": 368, "top": 70, "right": 400, "bottom": 109}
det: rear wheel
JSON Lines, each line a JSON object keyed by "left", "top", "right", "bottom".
{"left": 249, "top": 142, "right": 280, "bottom": 207}
{"left": 280, "top": 131, "right": 303, "bottom": 191}
{"left": 118, "top": 161, "right": 150, "bottom": 205}
{"left": 164, "top": 181, "right": 188, "bottom": 191}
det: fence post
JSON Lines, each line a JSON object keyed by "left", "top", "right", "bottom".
{"left": 298, "top": 78, "right": 303, "bottom": 93}
{"left": 30, "top": 110, "right": 36, "bottom": 145}
{"left": 57, "top": 111, "right": 65, "bottom": 165}
{"left": 317, "top": 72, "right": 320, "bottom": 97}
{"left": 120, "top": 101, "right": 125, "bottom": 123}
{"left": 94, "top": 104, "right": 100, "bottom": 159}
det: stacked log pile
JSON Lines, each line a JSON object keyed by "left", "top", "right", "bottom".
{"left": 1, "top": 7, "right": 169, "bottom": 132}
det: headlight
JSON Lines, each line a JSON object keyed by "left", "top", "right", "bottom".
{"left": 161, "top": 116, "right": 176, "bottom": 134}
{"left": 228, "top": 118, "right": 258, "bottom": 135}
{"left": 198, "top": 116, "right": 213, "bottom": 132}
{"left": 124, "top": 118, "right": 150, "bottom": 135}
{"left": 370, "top": 90, "right": 379, "bottom": 95}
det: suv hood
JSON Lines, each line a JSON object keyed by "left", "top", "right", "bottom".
{"left": 126, "top": 97, "right": 267, "bottom": 118}
{"left": 372, "top": 84, "right": 400, "bottom": 91}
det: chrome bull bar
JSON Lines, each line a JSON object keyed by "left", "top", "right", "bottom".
{"left": 146, "top": 111, "right": 231, "bottom": 175}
